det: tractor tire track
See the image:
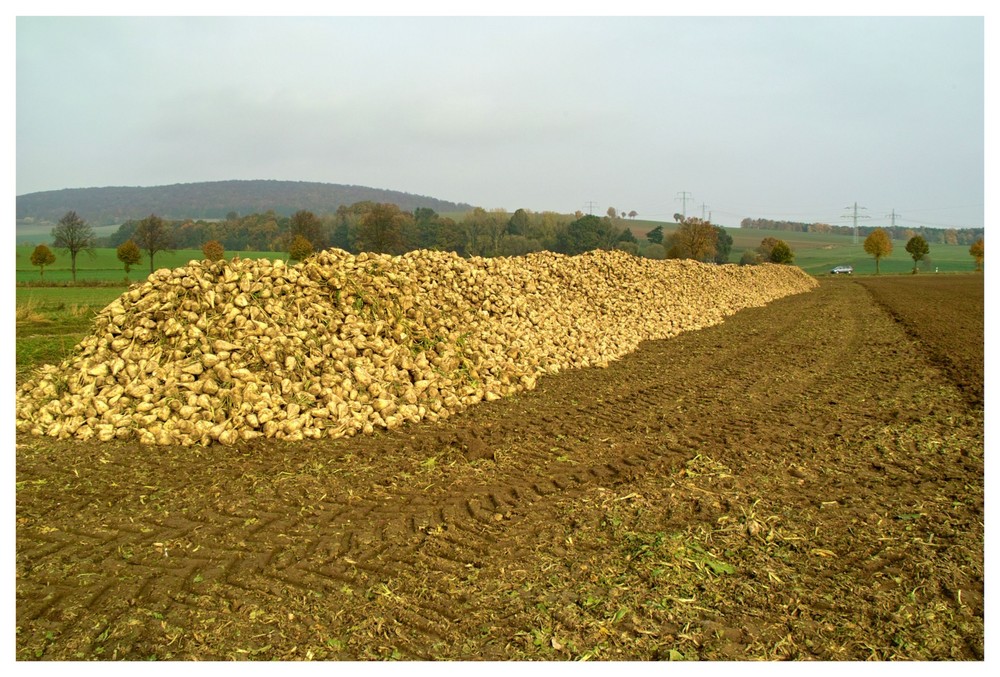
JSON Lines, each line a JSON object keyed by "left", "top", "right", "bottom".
{"left": 16, "top": 278, "right": 983, "bottom": 660}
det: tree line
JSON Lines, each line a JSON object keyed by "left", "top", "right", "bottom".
{"left": 96, "top": 205, "right": 745, "bottom": 265}
{"left": 29, "top": 205, "right": 795, "bottom": 283}
{"left": 740, "top": 217, "right": 983, "bottom": 246}
{"left": 91, "top": 204, "right": 645, "bottom": 260}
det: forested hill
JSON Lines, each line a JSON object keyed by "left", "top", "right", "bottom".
{"left": 16, "top": 180, "right": 475, "bottom": 226}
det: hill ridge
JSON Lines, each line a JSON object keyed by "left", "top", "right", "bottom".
{"left": 16, "top": 179, "right": 475, "bottom": 226}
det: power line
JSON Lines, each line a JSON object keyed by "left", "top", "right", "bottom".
{"left": 842, "top": 202, "right": 869, "bottom": 245}
{"left": 707, "top": 203, "right": 847, "bottom": 220}
{"left": 583, "top": 201, "right": 598, "bottom": 215}
{"left": 703, "top": 200, "right": 980, "bottom": 227}
{"left": 675, "top": 191, "right": 693, "bottom": 219}
{"left": 892, "top": 203, "right": 983, "bottom": 213}
{"left": 640, "top": 202, "right": 979, "bottom": 229}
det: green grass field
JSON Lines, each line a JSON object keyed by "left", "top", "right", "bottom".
{"left": 14, "top": 286, "right": 127, "bottom": 382}
{"left": 15, "top": 247, "right": 287, "bottom": 284}
{"left": 728, "top": 227, "right": 977, "bottom": 275}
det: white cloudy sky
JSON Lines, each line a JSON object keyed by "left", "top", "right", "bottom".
{"left": 14, "top": 5, "right": 988, "bottom": 230}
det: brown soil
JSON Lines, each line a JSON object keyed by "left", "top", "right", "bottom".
{"left": 857, "top": 274, "right": 984, "bottom": 407}
{"left": 15, "top": 275, "right": 984, "bottom": 661}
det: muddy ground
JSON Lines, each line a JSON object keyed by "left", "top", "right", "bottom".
{"left": 15, "top": 274, "right": 984, "bottom": 661}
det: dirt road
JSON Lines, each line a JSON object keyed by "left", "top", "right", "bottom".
{"left": 15, "top": 275, "right": 984, "bottom": 660}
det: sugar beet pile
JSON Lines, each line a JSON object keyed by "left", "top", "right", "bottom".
{"left": 16, "top": 249, "right": 818, "bottom": 446}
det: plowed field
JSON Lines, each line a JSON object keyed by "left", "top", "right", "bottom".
{"left": 15, "top": 274, "right": 984, "bottom": 661}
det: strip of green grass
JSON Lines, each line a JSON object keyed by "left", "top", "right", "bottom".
{"left": 16, "top": 286, "right": 126, "bottom": 309}
{"left": 15, "top": 247, "right": 286, "bottom": 283}
{"left": 17, "top": 232, "right": 979, "bottom": 281}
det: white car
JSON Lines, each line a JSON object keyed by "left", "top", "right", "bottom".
{"left": 830, "top": 265, "right": 854, "bottom": 275}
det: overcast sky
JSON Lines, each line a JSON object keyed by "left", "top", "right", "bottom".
{"left": 15, "top": 12, "right": 986, "bottom": 230}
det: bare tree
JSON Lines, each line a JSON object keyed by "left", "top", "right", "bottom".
{"left": 134, "top": 214, "right": 174, "bottom": 274}
{"left": 51, "top": 210, "right": 95, "bottom": 282}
